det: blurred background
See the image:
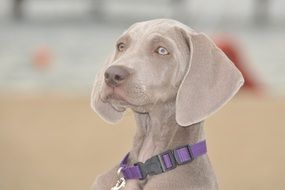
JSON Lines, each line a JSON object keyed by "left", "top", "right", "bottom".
{"left": 0, "top": 0, "right": 284, "bottom": 190}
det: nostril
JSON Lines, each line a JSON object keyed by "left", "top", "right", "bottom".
{"left": 104, "top": 65, "right": 130, "bottom": 87}
{"left": 114, "top": 74, "right": 122, "bottom": 81}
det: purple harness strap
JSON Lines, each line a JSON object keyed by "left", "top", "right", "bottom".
{"left": 119, "top": 140, "right": 207, "bottom": 180}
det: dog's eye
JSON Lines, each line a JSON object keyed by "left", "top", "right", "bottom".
{"left": 156, "top": 47, "right": 169, "bottom": 56}
{"left": 117, "top": 42, "right": 126, "bottom": 52}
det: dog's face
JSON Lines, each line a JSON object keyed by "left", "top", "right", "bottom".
{"left": 92, "top": 19, "right": 244, "bottom": 126}
{"left": 100, "top": 21, "right": 190, "bottom": 113}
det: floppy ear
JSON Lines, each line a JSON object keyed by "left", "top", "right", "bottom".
{"left": 176, "top": 31, "right": 244, "bottom": 126}
{"left": 90, "top": 51, "right": 124, "bottom": 124}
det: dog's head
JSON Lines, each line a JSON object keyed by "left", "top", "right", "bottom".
{"left": 91, "top": 19, "right": 244, "bottom": 126}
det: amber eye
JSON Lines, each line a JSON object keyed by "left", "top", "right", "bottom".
{"left": 117, "top": 42, "right": 126, "bottom": 52}
{"left": 156, "top": 46, "right": 169, "bottom": 55}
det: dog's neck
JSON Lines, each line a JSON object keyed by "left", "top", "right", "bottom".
{"left": 130, "top": 100, "right": 205, "bottom": 163}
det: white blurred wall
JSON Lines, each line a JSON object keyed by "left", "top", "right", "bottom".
{"left": 0, "top": 0, "right": 284, "bottom": 93}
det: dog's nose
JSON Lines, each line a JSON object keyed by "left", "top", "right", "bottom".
{"left": 104, "top": 65, "right": 130, "bottom": 87}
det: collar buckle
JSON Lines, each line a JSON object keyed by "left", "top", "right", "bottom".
{"left": 135, "top": 150, "right": 177, "bottom": 180}
{"left": 136, "top": 155, "right": 163, "bottom": 179}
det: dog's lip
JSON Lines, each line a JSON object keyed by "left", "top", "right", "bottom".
{"left": 109, "top": 93, "right": 126, "bottom": 101}
{"left": 101, "top": 87, "right": 127, "bottom": 103}
{"left": 100, "top": 87, "right": 141, "bottom": 108}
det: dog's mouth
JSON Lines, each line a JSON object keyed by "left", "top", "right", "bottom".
{"left": 100, "top": 87, "right": 133, "bottom": 108}
{"left": 101, "top": 86, "right": 124, "bottom": 100}
{"left": 100, "top": 83, "right": 151, "bottom": 112}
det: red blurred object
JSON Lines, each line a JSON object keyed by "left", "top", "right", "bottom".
{"left": 214, "top": 36, "right": 263, "bottom": 93}
{"left": 32, "top": 46, "right": 53, "bottom": 71}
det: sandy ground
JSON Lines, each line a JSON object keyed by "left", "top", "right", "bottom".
{"left": 0, "top": 92, "right": 285, "bottom": 190}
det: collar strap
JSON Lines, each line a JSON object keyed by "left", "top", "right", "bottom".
{"left": 119, "top": 140, "right": 207, "bottom": 180}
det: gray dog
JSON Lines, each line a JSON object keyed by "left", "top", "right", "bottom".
{"left": 91, "top": 19, "right": 244, "bottom": 190}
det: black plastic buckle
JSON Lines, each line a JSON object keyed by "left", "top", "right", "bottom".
{"left": 144, "top": 155, "right": 164, "bottom": 176}
{"left": 134, "top": 151, "right": 177, "bottom": 180}
{"left": 158, "top": 150, "right": 177, "bottom": 172}
{"left": 173, "top": 144, "right": 193, "bottom": 165}
{"left": 134, "top": 156, "right": 163, "bottom": 180}
{"left": 135, "top": 156, "right": 163, "bottom": 180}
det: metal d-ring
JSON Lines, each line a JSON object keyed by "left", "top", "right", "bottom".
{"left": 111, "top": 167, "right": 126, "bottom": 190}
{"left": 117, "top": 167, "right": 123, "bottom": 176}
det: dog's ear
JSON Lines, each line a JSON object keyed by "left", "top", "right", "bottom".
{"left": 175, "top": 29, "right": 244, "bottom": 127}
{"left": 90, "top": 51, "right": 124, "bottom": 124}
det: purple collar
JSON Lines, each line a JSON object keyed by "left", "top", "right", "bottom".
{"left": 119, "top": 140, "right": 207, "bottom": 180}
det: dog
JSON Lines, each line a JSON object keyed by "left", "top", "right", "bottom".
{"left": 91, "top": 19, "right": 244, "bottom": 190}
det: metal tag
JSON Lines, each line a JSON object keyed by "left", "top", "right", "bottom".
{"left": 111, "top": 177, "right": 126, "bottom": 190}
